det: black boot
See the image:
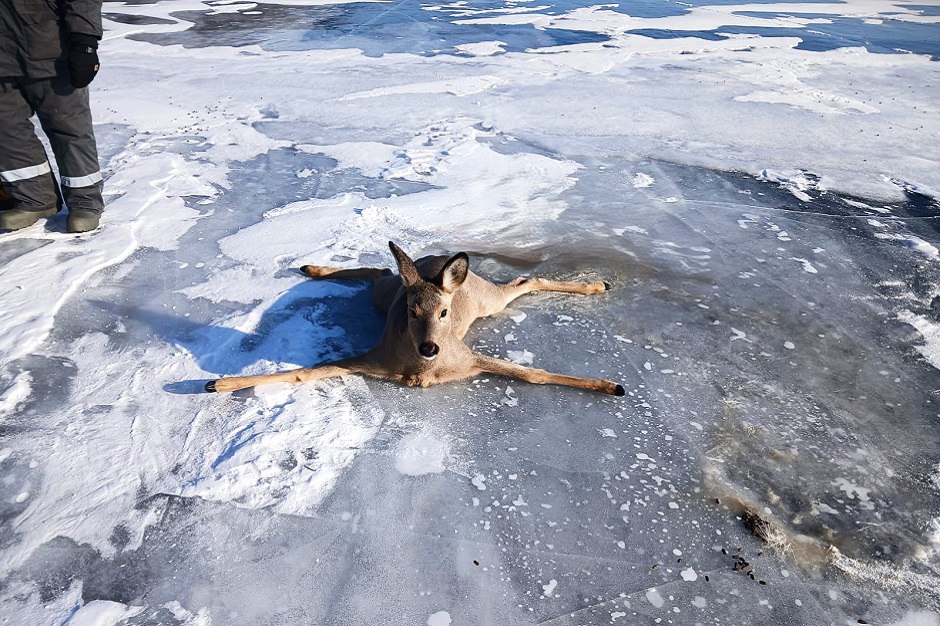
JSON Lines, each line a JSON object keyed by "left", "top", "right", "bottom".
{"left": 67, "top": 209, "right": 101, "bottom": 233}
{"left": 0, "top": 207, "right": 57, "bottom": 231}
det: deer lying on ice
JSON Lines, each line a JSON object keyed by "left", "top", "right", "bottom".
{"left": 205, "top": 242, "right": 624, "bottom": 396}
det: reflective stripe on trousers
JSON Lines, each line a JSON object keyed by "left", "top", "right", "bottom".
{"left": 1, "top": 161, "right": 52, "bottom": 183}
{"left": 61, "top": 171, "right": 103, "bottom": 187}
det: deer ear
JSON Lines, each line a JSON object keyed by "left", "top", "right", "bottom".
{"left": 389, "top": 241, "right": 421, "bottom": 288}
{"left": 436, "top": 252, "right": 469, "bottom": 293}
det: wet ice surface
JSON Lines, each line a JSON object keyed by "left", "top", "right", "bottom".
{"left": 2, "top": 0, "right": 940, "bottom": 624}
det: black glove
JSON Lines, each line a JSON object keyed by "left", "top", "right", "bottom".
{"left": 68, "top": 33, "right": 100, "bottom": 88}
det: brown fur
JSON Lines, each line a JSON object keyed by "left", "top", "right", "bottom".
{"left": 206, "top": 241, "right": 624, "bottom": 396}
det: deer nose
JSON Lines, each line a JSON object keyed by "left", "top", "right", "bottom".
{"left": 419, "top": 342, "right": 440, "bottom": 359}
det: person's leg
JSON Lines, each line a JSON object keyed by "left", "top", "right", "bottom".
{"left": 0, "top": 183, "right": 15, "bottom": 210}
{"left": 0, "top": 80, "right": 60, "bottom": 230}
{"left": 23, "top": 75, "right": 103, "bottom": 232}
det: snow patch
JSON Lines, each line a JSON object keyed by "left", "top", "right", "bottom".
{"left": 790, "top": 257, "right": 818, "bottom": 274}
{"left": 898, "top": 311, "right": 940, "bottom": 370}
{"left": 428, "top": 611, "right": 452, "bottom": 626}
{"left": 645, "top": 588, "right": 665, "bottom": 608}
{"left": 832, "top": 478, "right": 875, "bottom": 510}
{"left": 874, "top": 233, "right": 940, "bottom": 260}
{"left": 455, "top": 41, "right": 507, "bottom": 56}
{"left": 64, "top": 600, "right": 144, "bottom": 626}
{"left": 507, "top": 349, "right": 535, "bottom": 365}
{"left": 759, "top": 169, "right": 820, "bottom": 202}
{"left": 886, "top": 611, "right": 940, "bottom": 626}
{"left": 631, "top": 172, "right": 655, "bottom": 188}
{"left": 395, "top": 431, "right": 449, "bottom": 476}
{"left": 613, "top": 225, "right": 649, "bottom": 237}
{"left": 0, "top": 372, "right": 31, "bottom": 419}
{"left": 737, "top": 89, "right": 878, "bottom": 116}
{"left": 177, "top": 378, "right": 385, "bottom": 516}
{"left": 542, "top": 579, "right": 558, "bottom": 597}
{"left": 339, "top": 75, "right": 506, "bottom": 101}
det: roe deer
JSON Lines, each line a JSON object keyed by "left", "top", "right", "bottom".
{"left": 205, "top": 241, "right": 624, "bottom": 396}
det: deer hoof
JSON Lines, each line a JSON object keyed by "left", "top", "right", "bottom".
{"left": 614, "top": 384, "right": 625, "bottom": 396}
{"left": 205, "top": 380, "right": 218, "bottom": 393}
{"left": 603, "top": 281, "right": 612, "bottom": 291}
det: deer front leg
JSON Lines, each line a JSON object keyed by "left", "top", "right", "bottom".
{"left": 205, "top": 355, "right": 387, "bottom": 393}
{"left": 472, "top": 354, "right": 624, "bottom": 396}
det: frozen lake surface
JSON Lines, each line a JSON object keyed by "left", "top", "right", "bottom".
{"left": 1, "top": 0, "right": 939, "bottom": 624}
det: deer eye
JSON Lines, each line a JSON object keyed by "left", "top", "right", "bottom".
{"left": 440, "top": 309, "right": 448, "bottom": 319}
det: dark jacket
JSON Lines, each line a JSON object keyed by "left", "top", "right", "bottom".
{"left": 0, "top": 0, "right": 102, "bottom": 79}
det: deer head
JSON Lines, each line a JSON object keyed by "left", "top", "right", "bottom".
{"left": 389, "top": 241, "right": 469, "bottom": 361}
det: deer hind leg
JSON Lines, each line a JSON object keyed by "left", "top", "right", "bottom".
{"left": 205, "top": 355, "right": 390, "bottom": 393}
{"left": 472, "top": 354, "right": 624, "bottom": 396}
{"left": 496, "top": 276, "right": 609, "bottom": 309}
{"left": 301, "top": 265, "right": 393, "bottom": 281}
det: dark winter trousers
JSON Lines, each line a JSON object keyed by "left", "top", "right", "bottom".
{"left": 0, "top": 75, "right": 103, "bottom": 214}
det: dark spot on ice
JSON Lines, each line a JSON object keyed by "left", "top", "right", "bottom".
{"left": 279, "top": 452, "right": 298, "bottom": 471}
{"left": 742, "top": 510, "right": 772, "bottom": 540}
{"left": 473, "top": 560, "right": 480, "bottom": 566}
{"left": 929, "top": 296, "right": 940, "bottom": 322}
{"left": 109, "top": 525, "right": 130, "bottom": 551}
{"left": 102, "top": 12, "right": 175, "bottom": 25}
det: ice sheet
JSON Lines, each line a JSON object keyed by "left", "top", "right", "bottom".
{"left": 1, "top": 0, "right": 938, "bottom": 623}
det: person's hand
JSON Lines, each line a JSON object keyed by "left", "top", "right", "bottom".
{"left": 68, "top": 34, "right": 100, "bottom": 88}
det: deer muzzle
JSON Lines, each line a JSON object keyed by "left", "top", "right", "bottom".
{"left": 419, "top": 341, "right": 440, "bottom": 359}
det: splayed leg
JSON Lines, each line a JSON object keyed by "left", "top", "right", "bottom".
{"left": 472, "top": 354, "right": 623, "bottom": 396}
{"left": 205, "top": 355, "right": 386, "bottom": 392}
